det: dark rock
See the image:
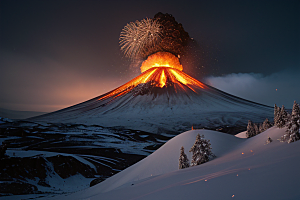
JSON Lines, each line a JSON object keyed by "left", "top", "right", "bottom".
{"left": 90, "top": 176, "right": 108, "bottom": 187}
{"left": 47, "top": 155, "right": 96, "bottom": 179}
{"left": 0, "top": 181, "right": 38, "bottom": 195}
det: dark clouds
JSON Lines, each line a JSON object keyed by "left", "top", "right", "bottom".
{"left": 205, "top": 69, "right": 300, "bottom": 108}
{"left": 0, "top": 0, "right": 299, "bottom": 111}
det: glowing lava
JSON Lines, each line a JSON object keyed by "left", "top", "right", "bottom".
{"left": 140, "top": 52, "right": 183, "bottom": 73}
{"left": 98, "top": 52, "right": 206, "bottom": 101}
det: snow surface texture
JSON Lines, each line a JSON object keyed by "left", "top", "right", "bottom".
{"left": 44, "top": 127, "right": 300, "bottom": 200}
{"left": 1, "top": 120, "right": 168, "bottom": 198}
{"left": 30, "top": 82, "right": 273, "bottom": 133}
{"left": 235, "top": 131, "right": 247, "bottom": 138}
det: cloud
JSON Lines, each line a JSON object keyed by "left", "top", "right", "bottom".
{"left": 204, "top": 70, "right": 300, "bottom": 108}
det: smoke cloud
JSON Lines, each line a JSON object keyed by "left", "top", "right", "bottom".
{"left": 205, "top": 69, "right": 300, "bottom": 109}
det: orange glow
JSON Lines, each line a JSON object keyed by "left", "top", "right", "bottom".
{"left": 98, "top": 52, "right": 207, "bottom": 101}
{"left": 98, "top": 67, "right": 207, "bottom": 101}
{"left": 140, "top": 52, "right": 183, "bottom": 73}
{"left": 159, "top": 70, "right": 167, "bottom": 88}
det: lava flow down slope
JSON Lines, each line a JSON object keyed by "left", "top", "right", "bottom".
{"left": 31, "top": 52, "right": 273, "bottom": 133}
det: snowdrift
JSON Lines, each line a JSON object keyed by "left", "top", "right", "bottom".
{"left": 85, "top": 130, "right": 244, "bottom": 193}
{"left": 46, "top": 127, "right": 300, "bottom": 200}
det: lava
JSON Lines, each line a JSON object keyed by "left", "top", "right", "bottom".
{"left": 140, "top": 52, "right": 183, "bottom": 73}
{"left": 98, "top": 67, "right": 206, "bottom": 101}
{"left": 98, "top": 52, "right": 206, "bottom": 101}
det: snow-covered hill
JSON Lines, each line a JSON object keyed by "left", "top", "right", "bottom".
{"left": 47, "top": 127, "right": 300, "bottom": 200}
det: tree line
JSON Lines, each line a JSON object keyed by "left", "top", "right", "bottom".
{"left": 246, "top": 100, "right": 300, "bottom": 143}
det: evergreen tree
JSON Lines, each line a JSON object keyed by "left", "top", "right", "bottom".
{"left": 189, "top": 134, "right": 214, "bottom": 166}
{"left": 274, "top": 104, "right": 280, "bottom": 126}
{"left": 259, "top": 123, "right": 264, "bottom": 133}
{"left": 277, "top": 105, "right": 288, "bottom": 128}
{"left": 179, "top": 146, "right": 190, "bottom": 169}
{"left": 282, "top": 101, "right": 300, "bottom": 143}
{"left": 246, "top": 120, "right": 256, "bottom": 138}
{"left": 266, "top": 136, "right": 272, "bottom": 144}
{"left": 254, "top": 123, "right": 259, "bottom": 135}
{"left": 262, "top": 118, "right": 272, "bottom": 131}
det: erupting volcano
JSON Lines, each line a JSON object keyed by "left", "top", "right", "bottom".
{"left": 99, "top": 52, "right": 205, "bottom": 101}
{"left": 31, "top": 51, "right": 273, "bottom": 133}
{"left": 30, "top": 13, "right": 273, "bottom": 133}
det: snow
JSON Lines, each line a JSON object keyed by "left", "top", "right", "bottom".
{"left": 30, "top": 81, "right": 273, "bottom": 133}
{"left": 45, "top": 127, "right": 300, "bottom": 200}
{"left": 235, "top": 130, "right": 247, "bottom": 138}
{"left": 6, "top": 149, "right": 97, "bottom": 171}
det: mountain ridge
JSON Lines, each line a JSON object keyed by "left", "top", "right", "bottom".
{"left": 30, "top": 67, "right": 273, "bottom": 133}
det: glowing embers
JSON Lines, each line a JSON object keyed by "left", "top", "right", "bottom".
{"left": 98, "top": 67, "right": 206, "bottom": 101}
{"left": 140, "top": 52, "right": 183, "bottom": 73}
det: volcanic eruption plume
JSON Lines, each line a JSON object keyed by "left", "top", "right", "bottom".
{"left": 108, "top": 13, "right": 205, "bottom": 100}
{"left": 120, "top": 12, "right": 191, "bottom": 60}
{"left": 31, "top": 13, "right": 273, "bottom": 133}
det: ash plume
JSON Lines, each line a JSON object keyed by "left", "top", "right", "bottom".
{"left": 120, "top": 12, "right": 191, "bottom": 61}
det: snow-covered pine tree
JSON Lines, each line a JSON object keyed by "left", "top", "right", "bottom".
{"left": 246, "top": 120, "right": 256, "bottom": 138}
{"left": 266, "top": 136, "right": 272, "bottom": 144}
{"left": 282, "top": 101, "right": 300, "bottom": 143}
{"left": 189, "top": 134, "right": 214, "bottom": 166}
{"left": 254, "top": 123, "right": 259, "bottom": 135}
{"left": 262, "top": 118, "right": 272, "bottom": 131}
{"left": 277, "top": 105, "right": 288, "bottom": 128}
{"left": 179, "top": 146, "right": 190, "bottom": 169}
{"left": 274, "top": 104, "right": 279, "bottom": 126}
{"left": 259, "top": 123, "right": 264, "bottom": 133}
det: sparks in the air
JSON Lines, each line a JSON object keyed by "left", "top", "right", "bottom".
{"left": 140, "top": 52, "right": 183, "bottom": 73}
{"left": 119, "top": 18, "right": 162, "bottom": 59}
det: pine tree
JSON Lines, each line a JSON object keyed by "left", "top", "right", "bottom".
{"left": 266, "top": 136, "right": 272, "bottom": 144}
{"left": 179, "top": 146, "right": 190, "bottom": 169}
{"left": 277, "top": 105, "right": 288, "bottom": 128}
{"left": 246, "top": 120, "right": 256, "bottom": 138}
{"left": 262, "top": 118, "right": 272, "bottom": 131}
{"left": 282, "top": 101, "right": 300, "bottom": 143}
{"left": 254, "top": 123, "right": 259, "bottom": 135}
{"left": 189, "top": 134, "right": 214, "bottom": 166}
{"left": 259, "top": 123, "right": 264, "bottom": 133}
{"left": 274, "top": 104, "right": 279, "bottom": 126}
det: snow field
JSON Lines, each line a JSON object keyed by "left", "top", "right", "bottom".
{"left": 47, "top": 126, "right": 300, "bottom": 200}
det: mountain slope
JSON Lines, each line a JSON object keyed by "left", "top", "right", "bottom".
{"left": 30, "top": 67, "right": 273, "bottom": 133}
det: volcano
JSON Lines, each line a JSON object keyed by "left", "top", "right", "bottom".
{"left": 31, "top": 54, "right": 273, "bottom": 134}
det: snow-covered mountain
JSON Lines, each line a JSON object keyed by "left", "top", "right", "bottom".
{"left": 30, "top": 67, "right": 273, "bottom": 133}
{"left": 47, "top": 127, "right": 300, "bottom": 200}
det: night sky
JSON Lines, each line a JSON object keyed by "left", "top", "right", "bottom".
{"left": 0, "top": 0, "right": 299, "bottom": 112}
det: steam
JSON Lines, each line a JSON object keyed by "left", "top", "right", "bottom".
{"left": 205, "top": 70, "right": 300, "bottom": 108}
